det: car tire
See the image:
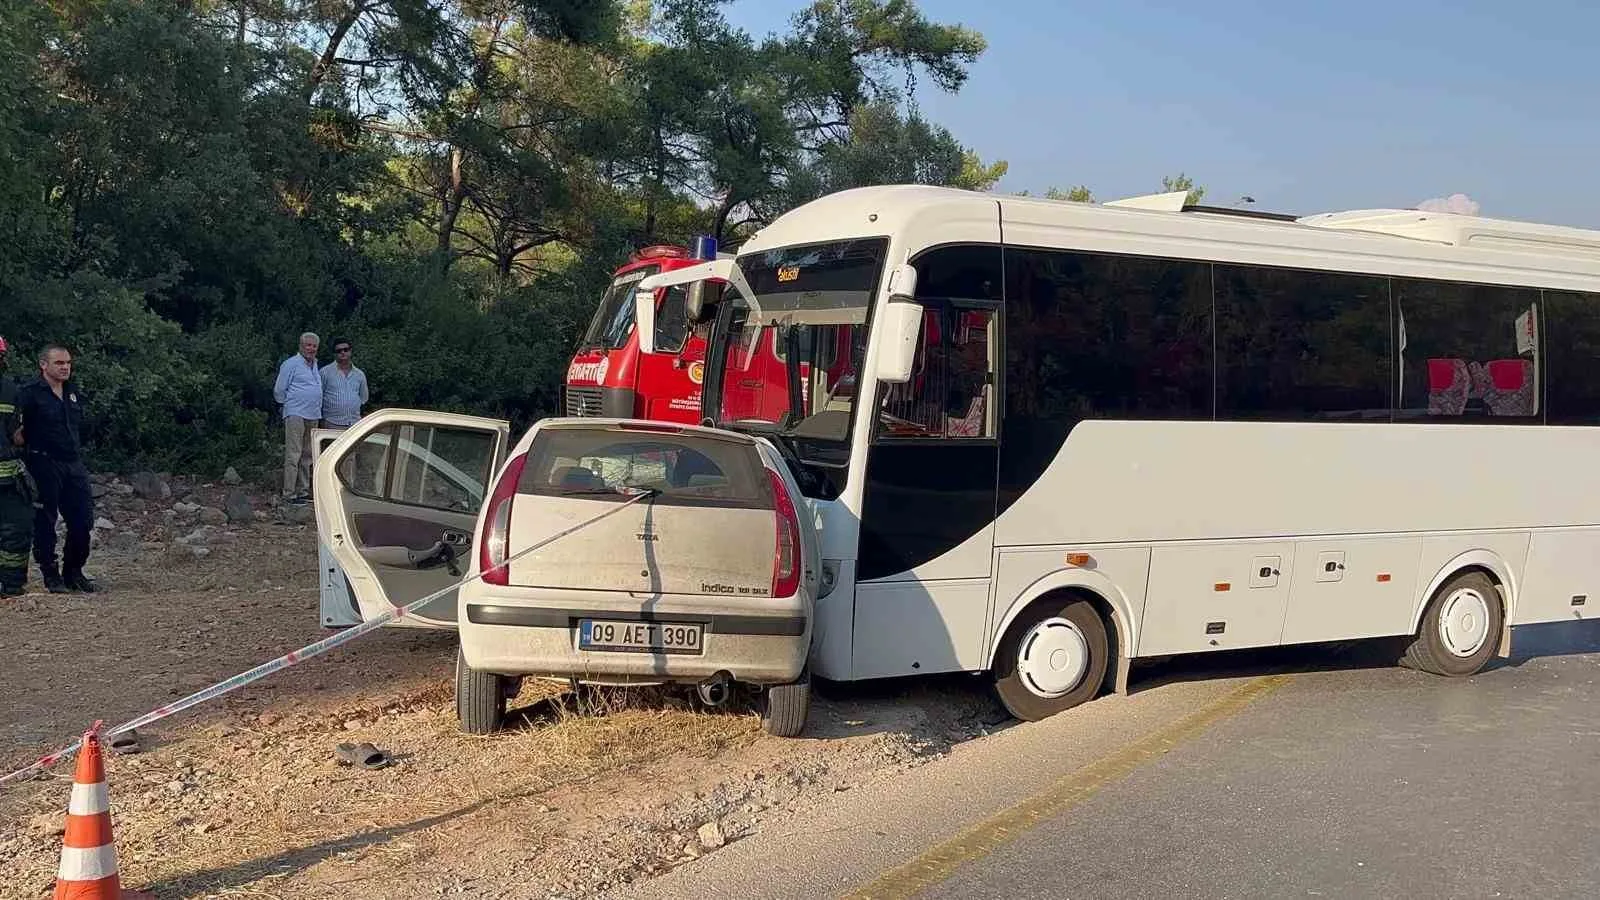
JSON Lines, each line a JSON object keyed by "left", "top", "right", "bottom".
{"left": 760, "top": 670, "right": 810, "bottom": 737}
{"left": 1401, "top": 570, "right": 1503, "bottom": 677}
{"left": 993, "top": 597, "right": 1109, "bottom": 722}
{"left": 456, "top": 645, "right": 506, "bottom": 735}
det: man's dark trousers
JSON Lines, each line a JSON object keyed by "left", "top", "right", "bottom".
{"left": 0, "top": 480, "right": 29, "bottom": 593}
{"left": 27, "top": 456, "right": 92, "bottom": 581}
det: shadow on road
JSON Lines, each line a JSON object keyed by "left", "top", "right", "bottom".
{"left": 1487, "top": 617, "right": 1600, "bottom": 670}
{"left": 1129, "top": 618, "right": 1600, "bottom": 693}
{"left": 148, "top": 799, "right": 496, "bottom": 897}
{"left": 422, "top": 619, "right": 1600, "bottom": 773}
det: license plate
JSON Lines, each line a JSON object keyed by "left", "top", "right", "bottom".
{"left": 578, "top": 619, "right": 704, "bottom": 655}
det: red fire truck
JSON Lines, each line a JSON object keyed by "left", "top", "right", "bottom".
{"left": 564, "top": 237, "right": 812, "bottom": 426}
{"left": 563, "top": 242, "right": 714, "bottom": 424}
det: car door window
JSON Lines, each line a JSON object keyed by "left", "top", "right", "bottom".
{"left": 337, "top": 424, "right": 497, "bottom": 513}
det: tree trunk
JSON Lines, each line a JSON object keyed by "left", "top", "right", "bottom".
{"left": 437, "top": 147, "right": 466, "bottom": 266}
{"left": 435, "top": 12, "right": 507, "bottom": 272}
{"left": 306, "top": 2, "right": 368, "bottom": 102}
{"left": 643, "top": 123, "right": 665, "bottom": 242}
{"left": 713, "top": 192, "right": 738, "bottom": 243}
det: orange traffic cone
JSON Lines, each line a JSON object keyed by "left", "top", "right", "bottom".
{"left": 53, "top": 727, "right": 153, "bottom": 900}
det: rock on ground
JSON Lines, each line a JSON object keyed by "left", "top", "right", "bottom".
{"left": 131, "top": 471, "right": 172, "bottom": 501}
{"left": 224, "top": 491, "right": 254, "bottom": 524}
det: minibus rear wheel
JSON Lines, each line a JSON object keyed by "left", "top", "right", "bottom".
{"left": 1401, "top": 569, "right": 1503, "bottom": 677}
{"left": 993, "top": 597, "right": 1109, "bottom": 722}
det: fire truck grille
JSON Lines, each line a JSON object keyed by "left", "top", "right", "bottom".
{"left": 566, "top": 386, "right": 603, "bottom": 417}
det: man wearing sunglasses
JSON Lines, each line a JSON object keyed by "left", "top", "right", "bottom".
{"left": 319, "top": 338, "right": 369, "bottom": 433}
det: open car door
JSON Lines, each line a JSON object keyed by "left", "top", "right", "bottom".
{"left": 313, "top": 428, "right": 360, "bottom": 628}
{"left": 314, "top": 408, "right": 510, "bottom": 628}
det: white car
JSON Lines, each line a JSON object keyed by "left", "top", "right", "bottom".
{"left": 314, "top": 410, "right": 818, "bottom": 737}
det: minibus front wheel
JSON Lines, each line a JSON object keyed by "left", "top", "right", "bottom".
{"left": 992, "top": 596, "right": 1109, "bottom": 722}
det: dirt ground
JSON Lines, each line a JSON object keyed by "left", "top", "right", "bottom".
{"left": 0, "top": 475, "right": 1009, "bottom": 899}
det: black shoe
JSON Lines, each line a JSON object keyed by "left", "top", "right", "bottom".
{"left": 65, "top": 573, "right": 99, "bottom": 593}
{"left": 43, "top": 573, "right": 68, "bottom": 594}
{"left": 0, "top": 585, "right": 22, "bottom": 598}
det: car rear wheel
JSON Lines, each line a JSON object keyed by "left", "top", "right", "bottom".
{"left": 456, "top": 646, "right": 506, "bottom": 735}
{"left": 760, "top": 669, "right": 810, "bottom": 737}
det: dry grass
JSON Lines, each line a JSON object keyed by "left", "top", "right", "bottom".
{"left": 0, "top": 516, "right": 764, "bottom": 900}
{"left": 101, "top": 681, "right": 761, "bottom": 897}
{"left": 1, "top": 492, "right": 992, "bottom": 900}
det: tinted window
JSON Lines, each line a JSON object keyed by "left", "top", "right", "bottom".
{"left": 1544, "top": 290, "right": 1600, "bottom": 425}
{"left": 1004, "top": 249, "right": 1212, "bottom": 423}
{"left": 737, "top": 238, "right": 888, "bottom": 313}
{"left": 880, "top": 305, "right": 997, "bottom": 439}
{"left": 1215, "top": 265, "right": 1391, "bottom": 421}
{"left": 915, "top": 243, "right": 1003, "bottom": 301}
{"left": 1394, "top": 279, "right": 1541, "bottom": 421}
{"left": 655, "top": 285, "right": 691, "bottom": 354}
{"left": 1001, "top": 248, "right": 1212, "bottom": 507}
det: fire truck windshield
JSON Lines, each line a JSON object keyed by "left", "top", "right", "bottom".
{"left": 579, "top": 265, "right": 660, "bottom": 350}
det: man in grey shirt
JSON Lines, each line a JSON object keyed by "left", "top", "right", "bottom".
{"left": 319, "top": 337, "right": 369, "bottom": 431}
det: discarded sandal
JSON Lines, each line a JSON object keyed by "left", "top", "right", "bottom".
{"left": 334, "top": 741, "right": 391, "bottom": 770}
{"left": 109, "top": 729, "right": 141, "bottom": 755}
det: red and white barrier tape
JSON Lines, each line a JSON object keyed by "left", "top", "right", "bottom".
{"left": 1, "top": 488, "right": 654, "bottom": 787}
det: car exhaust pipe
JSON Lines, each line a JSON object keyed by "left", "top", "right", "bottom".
{"left": 696, "top": 671, "right": 734, "bottom": 707}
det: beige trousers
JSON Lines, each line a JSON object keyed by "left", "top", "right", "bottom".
{"left": 283, "top": 415, "right": 319, "bottom": 498}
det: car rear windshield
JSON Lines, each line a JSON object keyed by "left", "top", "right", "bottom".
{"left": 517, "top": 427, "right": 773, "bottom": 509}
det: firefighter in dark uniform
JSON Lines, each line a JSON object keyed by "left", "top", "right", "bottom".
{"left": 16, "top": 344, "right": 97, "bottom": 594}
{"left": 0, "top": 335, "right": 33, "bottom": 597}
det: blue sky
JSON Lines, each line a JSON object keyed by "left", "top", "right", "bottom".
{"left": 724, "top": 0, "right": 1600, "bottom": 227}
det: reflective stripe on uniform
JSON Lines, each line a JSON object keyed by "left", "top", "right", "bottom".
{"left": 0, "top": 550, "right": 28, "bottom": 566}
{"left": 0, "top": 402, "right": 13, "bottom": 412}
{"left": 0, "top": 459, "right": 22, "bottom": 476}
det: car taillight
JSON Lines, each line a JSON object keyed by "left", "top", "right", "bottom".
{"left": 767, "top": 468, "right": 801, "bottom": 598}
{"left": 479, "top": 452, "right": 529, "bottom": 586}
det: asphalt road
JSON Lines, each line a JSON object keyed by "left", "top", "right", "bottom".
{"left": 615, "top": 619, "right": 1600, "bottom": 900}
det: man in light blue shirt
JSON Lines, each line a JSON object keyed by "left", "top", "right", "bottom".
{"left": 320, "top": 337, "right": 369, "bottom": 430}
{"left": 273, "top": 332, "right": 322, "bottom": 504}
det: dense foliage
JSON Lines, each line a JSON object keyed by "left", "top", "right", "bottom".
{"left": 0, "top": 0, "right": 1007, "bottom": 475}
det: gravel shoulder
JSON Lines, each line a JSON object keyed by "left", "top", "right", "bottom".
{"left": 0, "top": 474, "right": 1009, "bottom": 899}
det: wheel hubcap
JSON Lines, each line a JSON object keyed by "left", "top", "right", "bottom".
{"left": 1017, "top": 617, "right": 1090, "bottom": 697}
{"left": 1439, "top": 588, "right": 1491, "bottom": 657}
